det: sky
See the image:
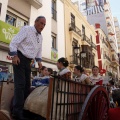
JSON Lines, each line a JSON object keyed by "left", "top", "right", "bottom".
{"left": 109, "top": 0, "right": 120, "bottom": 23}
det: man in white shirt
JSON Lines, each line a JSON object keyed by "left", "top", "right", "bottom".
{"left": 9, "top": 16, "right": 46, "bottom": 120}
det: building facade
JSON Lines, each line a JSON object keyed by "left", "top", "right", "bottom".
{"left": 72, "top": 0, "right": 119, "bottom": 78}
{"left": 0, "top": 0, "right": 65, "bottom": 76}
{"left": 63, "top": 0, "right": 98, "bottom": 74}
{"left": 95, "top": 24, "right": 112, "bottom": 75}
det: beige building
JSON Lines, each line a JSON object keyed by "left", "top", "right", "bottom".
{"left": 63, "top": 0, "right": 98, "bottom": 74}
{"left": 114, "top": 17, "right": 120, "bottom": 53}
{"left": 114, "top": 17, "right": 120, "bottom": 80}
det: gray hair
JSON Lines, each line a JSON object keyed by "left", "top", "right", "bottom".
{"left": 35, "top": 16, "right": 46, "bottom": 21}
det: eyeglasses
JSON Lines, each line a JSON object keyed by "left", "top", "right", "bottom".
{"left": 36, "top": 33, "right": 40, "bottom": 43}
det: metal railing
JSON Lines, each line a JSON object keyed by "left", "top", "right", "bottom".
{"left": 52, "top": 8, "right": 57, "bottom": 20}
{"left": 102, "top": 39, "right": 108, "bottom": 48}
{"left": 104, "top": 54, "right": 111, "bottom": 62}
{"left": 81, "top": 34, "right": 91, "bottom": 45}
{"left": 82, "top": 34, "right": 97, "bottom": 50}
{"left": 47, "top": 76, "right": 94, "bottom": 120}
{"left": 69, "top": 23, "right": 81, "bottom": 37}
{"left": 91, "top": 42, "right": 97, "bottom": 50}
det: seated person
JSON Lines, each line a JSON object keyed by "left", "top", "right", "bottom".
{"left": 90, "top": 66, "right": 103, "bottom": 85}
{"left": 74, "top": 65, "right": 91, "bottom": 85}
{"left": 57, "top": 57, "right": 71, "bottom": 79}
{"left": 32, "top": 66, "right": 49, "bottom": 87}
{"left": 108, "top": 89, "right": 120, "bottom": 120}
{"left": 24, "top": 57, "right": 71, "bottom": 118}
{"left": 47, "top": 68, "right": 53, "bottom": 76}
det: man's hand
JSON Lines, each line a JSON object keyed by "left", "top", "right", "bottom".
{"left": 12, "top": 56, "right": 20, "bottom": 65}
{"left": 38, "top": 61, "right": 42, "bottom": 71}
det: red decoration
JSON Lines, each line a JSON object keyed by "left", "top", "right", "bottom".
{"left": 100, "top": 69, "right": 106, "bottom": 74}
{"left": 6, "top": 56, "right": 12, "bottom": 60}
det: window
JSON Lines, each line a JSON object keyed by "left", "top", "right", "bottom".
{"left": 5, "top": 11, "right": 28, "bottom": 28}
{"left": 0, "top": 3, "right": 2, "bottom": 15}
{"left": 90, "top": 35, "right": 92, "bottom": 42}
{"left": 82, "top": 25, "right": 85, "bottom": 35}
{"left": 52, "top": 0, "right": 57, "bottom": 20}
{"left": 52, "top": 34, "right": 57, "bottom": 50}
{"left": 71, "top": 13, "right": 75, "bottom": 28}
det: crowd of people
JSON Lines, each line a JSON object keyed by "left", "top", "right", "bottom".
{"left": 31, "top": 57, "right": 117, "bottom": 87}
{"left": 8, "top": 15, "right": 119, "bottom": 120}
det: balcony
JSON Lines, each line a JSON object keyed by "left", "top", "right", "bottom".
{"left": 106, "top": 16, "right": 110, "bottom": 19}
{"left": 26, "top": 0, "right": 42, "bottom": 9}
{"left": 81, "top": 35, "right": 97, "bottom": 50}
{"left": 112, "top": 55, "right": 119, "bottom": 66}
{"left": 107, "top": 22, "right": 111, "bottom": 27}
{"left": 81, "top": 34, "right": 91, "bottom": 45}
{"left": 69, "top": 23, "right": 81, "bottom": 37}
{"left": 102, "top": 39, "right": 108, "bottom": 48}
{"left": 91, "top": 42, "right": 97, "bottom": 50}
{"left": 108, "top": 29, "right": 115, "bottom": 36}
{"left": 104, "top": 54, "right": 111, "bottom": 62}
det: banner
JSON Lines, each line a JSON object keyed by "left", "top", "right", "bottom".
{"left": 51, "top": 48, "right": 58, "bottom": 61}
{"left": 0, "top": 20, "right": 19, "bottom": 44}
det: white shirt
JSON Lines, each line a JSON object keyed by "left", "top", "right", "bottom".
{"left": 90, "top": 75, "right": 103, "bottom": 84}
{"left": 59, "top": 68, "right": 70, "bottom": 76}
{"left": 75, "top": 74, "right": 88, "bottom": 82}
{"left": 9, "top": 26, "right": 43, "bottom": 61}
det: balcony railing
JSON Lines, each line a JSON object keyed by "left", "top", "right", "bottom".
{"left": 112, "top": 55, "right": 119, "bottom": 64}
{"left": 91, "top": 42, "right": 97, "bottom": 50}
{"left": 82, "top": 34, "right": 91, "bottom": 45}
{"left": 82, "top": 34, "right": 97, "bottom": 50}
{"left": 102, "top": 39, "right": 108, "bottom": 48}
{"left": 69, "top": 23, "right": 81, "bottom": 37}
{"left": 52, "top": 8, "right": 57, "bottom": 21}
{"left": 26, "top": 0, "right": 42, "bottom": 9}
{"left": 104, "top": 54, "right": 111, "bottom": 62}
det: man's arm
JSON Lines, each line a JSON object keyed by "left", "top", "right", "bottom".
{"left": 9, "top": 26, "right": 27, "bottom": 56}
{"left": 9, "top": 26, "right": 27, "bottom": 65}
{"left": 35, "top": 41, "right": 42, "bottom": 69}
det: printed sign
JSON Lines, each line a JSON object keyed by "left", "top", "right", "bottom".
{"left": 0, "top": 20, "right": 19, "bottom": 44}
{"left": 51, "top": 48, "right": 58, "bottom": 61}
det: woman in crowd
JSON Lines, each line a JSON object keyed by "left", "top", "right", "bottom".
{"left": 47, "top": 68, "right": 53, "bottom": 76}
{"left": 90, "top": 66, "right": 103, "bottom": 85}
{"left": 74, "top": 65, "right": 91, "bottom": 85}
{"left": 57, "top": 57, "right": 71, "bottom": 79}
{"left": 32, "top": 66, "right": 49, "bottom": 87}
{"left": 108, "top": 89, "right": 120, "bottom": 120}
{"left": 24, "top": 57, "right": 71, "bottom": 119}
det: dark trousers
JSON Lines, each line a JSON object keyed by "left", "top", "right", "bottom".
{"left": 13, "top": 51, "right": 31, "bottom": 115}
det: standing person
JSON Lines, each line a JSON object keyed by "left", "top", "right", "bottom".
{"left": 74, "top": 65, "right": 91, "bottom": 85}
{"left": 90, "top": 66, "right": 103, "bottom": 85}
{"left": 9, "top": 16, "right": 46, "bottom": 120}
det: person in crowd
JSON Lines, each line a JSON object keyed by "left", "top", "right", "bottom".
{"left": 9, "top": 16, "right": 46, "bottom": 120}
{"left": 108, "top": 89, "right": 120, "bottom": 120}
{"left": 109, "top": 80, "right": 117, "bottom": 92}
{"left": 74, "top": 65, "right": 91, "bottom": 85}
{"left": 90, "top": 66, "right": 103, "bottom": 85}
{"left": 47, "top": 68, "right": 53, "bottom": 76}
{"left": 57, "top": 57, "right": 71, "bottom": 79}
{"left": 39, "top": 66, "right": 48, "bottom": 77}
{"left": 32, "top": 66, "right": 50, "bottom": 87}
